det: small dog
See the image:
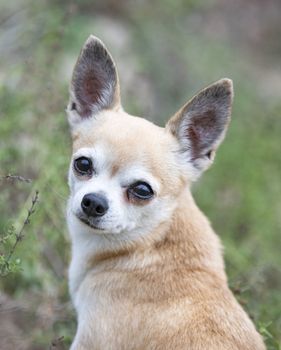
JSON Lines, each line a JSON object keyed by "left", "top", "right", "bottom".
{"left": 66, "top": 36, "right": 265, "bottom": 350}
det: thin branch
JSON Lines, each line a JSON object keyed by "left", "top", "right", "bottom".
{"left": 6, "top": 191, "right": 39, "bottom": 263}
{"left": 49, "top": 336, "right": 65, "bottom": 349}
{"left": 0, "top": 174, "right": 32, "bottom": 183}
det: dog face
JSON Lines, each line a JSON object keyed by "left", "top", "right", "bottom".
{"left": 68, "top": 112, "right": 182, "bottom": 238}
{"left": 67, "top": 36, "right": 233, "bottom": 242}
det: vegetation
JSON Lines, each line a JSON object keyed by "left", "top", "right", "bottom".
{"left": 0, "top": 0, "right": 280, "bottom": 348}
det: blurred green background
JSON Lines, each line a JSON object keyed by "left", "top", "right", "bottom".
{"left": 0, "top": 0, "right": 280, "bottom": 349}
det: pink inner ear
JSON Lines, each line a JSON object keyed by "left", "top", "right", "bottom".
{"left": 187, "top": 125, "right": 201, "bottom": 160}
{"left": 84, "top": 74, "right": 104, "bottom": 105}
{"left": 186, "top": 109, "right": 217, "bottom": 160}
{"left": 74, "top": 67, "right": 108, "bottom": 118}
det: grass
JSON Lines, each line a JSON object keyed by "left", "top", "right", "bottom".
{"left": 0, "top": 0, "right": 280, "bottom": 348}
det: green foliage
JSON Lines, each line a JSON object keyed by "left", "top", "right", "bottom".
{"left": 259, "top": 322, "right": 281, "bottom": 350}
{"left": 0, "top": 225, "right": 21, "bottom": 276}
{"left": 0, "top": 190, "right": 39, "bottom": 277}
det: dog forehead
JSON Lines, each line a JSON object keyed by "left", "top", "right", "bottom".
{"left": 71, "top": 110, "right": 186, "bottom": 197}
{"left": 72, "top": 111, "right": 176, "bottom": 170}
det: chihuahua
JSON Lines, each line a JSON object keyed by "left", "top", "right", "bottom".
{"left": 66, "top": 36, "right": 265, "bottom": 350}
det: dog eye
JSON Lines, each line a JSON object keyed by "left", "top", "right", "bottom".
{"left": 128, "top": 182, "right": 154, "bottom": 200}
{"left": 74, "top": 157, "right": 92, "bottom": 175}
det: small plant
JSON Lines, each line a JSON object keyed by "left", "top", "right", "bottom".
{"left": 259, "top": 322, "right": 281, "bottom": 350}
{"left": 0, "top": 175, "right": 39, "bottom": 277}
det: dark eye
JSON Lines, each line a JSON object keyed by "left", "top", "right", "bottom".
{"left": 128, "top": 182, "right": 154, "bottom": 200}
{"left": 74, "top": 157, "right": 92, "bottom": 175}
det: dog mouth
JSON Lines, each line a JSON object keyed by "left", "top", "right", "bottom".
{"left": 77, "top": 214, "right": 105, "bottom": 231}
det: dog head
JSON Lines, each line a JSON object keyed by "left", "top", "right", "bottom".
{"left": 66, "top": 35, "right": 233, "bottom": 242}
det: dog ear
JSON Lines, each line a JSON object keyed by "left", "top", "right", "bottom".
{"left": 68, "top": 35, "right": 121, "bottom": 125}
{"left": 166, "top": 78, "right": 233, "bottom": 180}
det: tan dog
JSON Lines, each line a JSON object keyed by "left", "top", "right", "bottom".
{"left": 66, "top": 35, "right": 265, "bottom": 350}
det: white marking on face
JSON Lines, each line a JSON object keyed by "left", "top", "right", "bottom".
{"left": 68, "top": 144, "right": 175, "bottom": 241}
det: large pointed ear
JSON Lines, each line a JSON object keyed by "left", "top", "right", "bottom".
{"left": 166, "top": 79, "right": 233, "bottom": 180}
{"left": 67, "top": 35, "right": 121, "bottom": 125}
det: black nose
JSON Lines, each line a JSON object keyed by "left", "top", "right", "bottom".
{"left": 81, "top": 193, "right": 109, "bottom": 217}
